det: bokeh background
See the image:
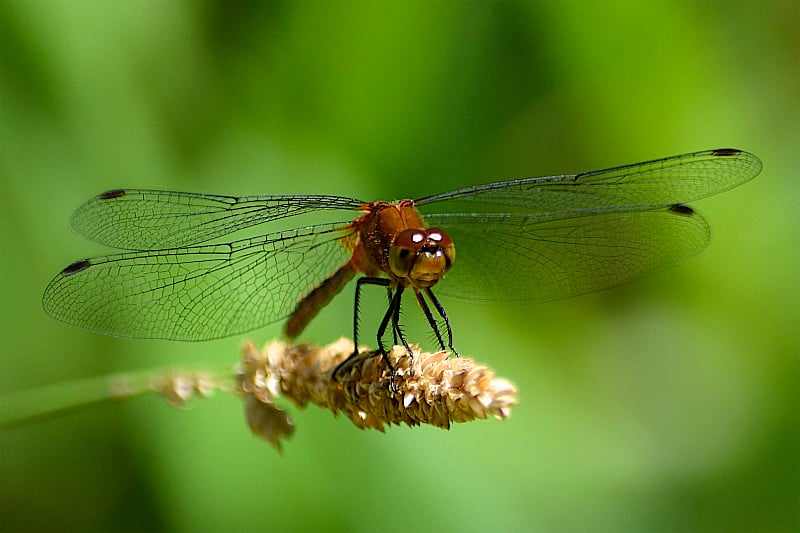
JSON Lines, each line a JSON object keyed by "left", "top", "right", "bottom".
{"left": 1, "top": 1, "right": 797, "bottom": 531}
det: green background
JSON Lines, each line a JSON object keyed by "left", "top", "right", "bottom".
{"left": 2, "top": 1, "right": 797, "bottom": 531}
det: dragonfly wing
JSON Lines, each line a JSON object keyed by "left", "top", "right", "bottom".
{"left": 416, "top": 149, "right": 761, "bottom": 213}
{"left": 70, "top": 189, "right": 365, "bottom": 249}
{"left": 43, "top": 223, "right": 355, "bottom": 340}
{"left": 425, "top": 206, "right": 710, "bottom": 302}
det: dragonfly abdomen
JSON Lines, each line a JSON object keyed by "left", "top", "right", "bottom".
{"left": 284, "top": 261, "right": 357, "bottom": 340}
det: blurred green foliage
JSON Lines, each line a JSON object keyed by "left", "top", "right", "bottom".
{"left": 1, "top": 1, "right": 797, "bottom": 531}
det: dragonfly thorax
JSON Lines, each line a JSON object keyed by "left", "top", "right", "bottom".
{"left": 389, "top": 228, "right": 455, "bottom": 289}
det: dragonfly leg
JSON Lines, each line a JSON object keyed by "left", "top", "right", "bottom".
{"left": 350, "top": 277, "right": 390, "bottom": 356}
{"left": 333, "top": 277, "right": 400, "bottom": 389}
{"left": 389, "top": 285, "right": 416, "bottom": 368}
{"left": 387, "top": 287, "right": 399, "bottom": 346}
{"left": 375, "top": 285, "right": 405, "bottom": 392}
{"left": 413, "top": 288, "right": 446, "bottom": 351}
{"left": 424, "top": 287, "right": 459, "bottom": 356}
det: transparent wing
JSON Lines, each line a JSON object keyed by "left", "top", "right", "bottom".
{"left": 416, "top": 149, "right": 761, "bottom": 214}
{"left": 42, "top": 223, "right": 355, "bottom": 340}
{"left": 70, "top": 189, "right": 365, "bottom": 249}
{"left": 426, "top": 206, "right": 710, "bottom": 302}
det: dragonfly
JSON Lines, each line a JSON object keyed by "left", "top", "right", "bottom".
{"left": 43, "top": 148, "right": 761, "bottom": 385}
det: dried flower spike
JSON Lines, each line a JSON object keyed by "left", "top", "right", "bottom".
{"left": 236, "top": 338, "right": 518, "bottom": 447}
{"left": 148, "top": 370, "right": 220, "bottom": 408}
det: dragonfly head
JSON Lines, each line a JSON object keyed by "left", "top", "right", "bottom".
{"left": 389, "top": 228, "right": 455, "bottom": 288}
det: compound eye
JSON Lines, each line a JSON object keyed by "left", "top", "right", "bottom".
{"left": 424, "top": 228, "right": 455, "bottom": 273}
{"left": 389, "top": 229, "right": 426, "bottom": 278}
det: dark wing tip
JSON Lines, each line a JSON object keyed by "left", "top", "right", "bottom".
{"left": 668, "top": 204, "right": 696, "bottom": 216}
{"left": 98, "top": 189, "right": 126, "bottom": 200}
{"left": 62, "top": 259, "right": 91, "bottom": 276}
{"left": 711, "top": 148, "right": 742, "bottom": 157}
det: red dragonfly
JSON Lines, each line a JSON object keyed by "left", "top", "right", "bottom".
{"left": 43, "top": 149, "right": 761, "bottom": 382}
